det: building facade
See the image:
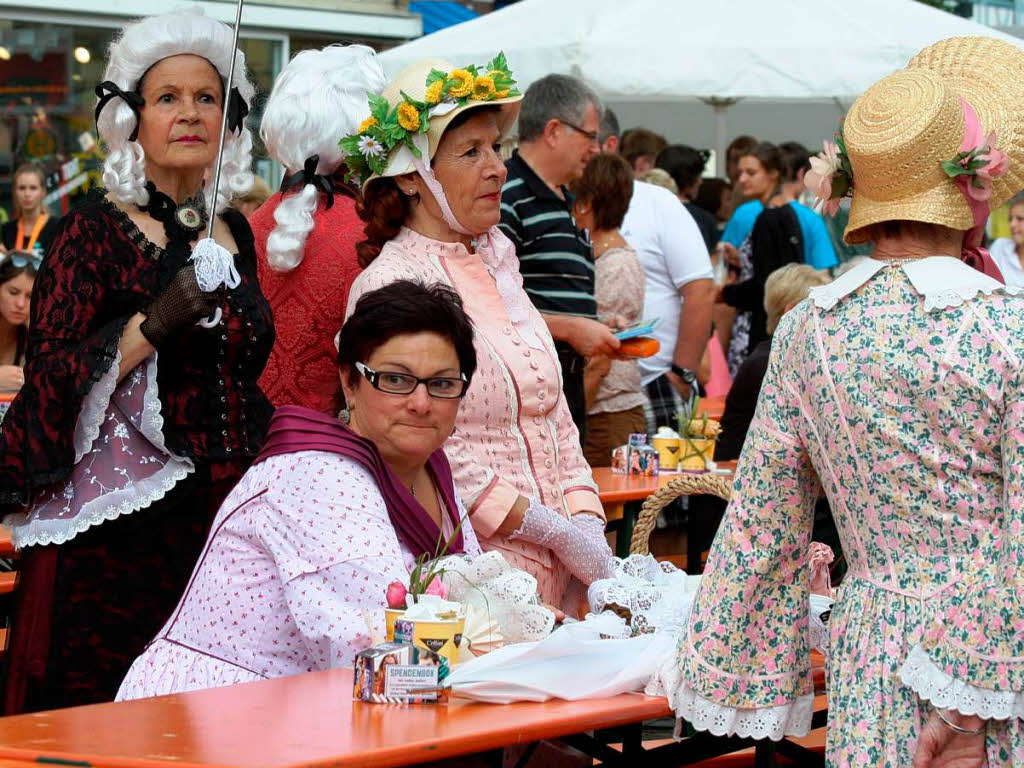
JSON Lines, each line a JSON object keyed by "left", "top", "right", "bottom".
{"left": 0, "top": 0, "right": 421, "bottom": 217}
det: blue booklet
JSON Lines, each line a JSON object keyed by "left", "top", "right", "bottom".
{"left": 614, "top": 319, "right": 658, "bottom": 341}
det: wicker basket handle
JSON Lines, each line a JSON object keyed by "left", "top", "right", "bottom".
{"left": 629, "top": 473, "right": 734, "bottom": 556}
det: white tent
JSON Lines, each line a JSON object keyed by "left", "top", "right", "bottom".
{"left": 380, "top": 0, "right": 1024, "bottom": 171}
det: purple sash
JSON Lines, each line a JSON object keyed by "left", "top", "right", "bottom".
{"left": 254, "top": 405, "right": 464, "bottom": 558}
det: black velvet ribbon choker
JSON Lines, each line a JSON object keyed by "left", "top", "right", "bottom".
{"left": 138, "top": 181, "right": 208, "bottom": 249}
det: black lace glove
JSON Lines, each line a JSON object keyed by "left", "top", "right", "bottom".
{"left": 139, "top": 264, "right": 218, "bottom": 347}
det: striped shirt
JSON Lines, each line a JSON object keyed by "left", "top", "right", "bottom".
{"left": 499, "top": 150, "right": 596, "bottom": 318}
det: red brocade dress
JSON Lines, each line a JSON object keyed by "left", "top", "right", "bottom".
{"left": 0, "top": 189, "right": 274, "bottom": 713}
{"left": 251, "top": 190, "right": 364, "bottom": 414}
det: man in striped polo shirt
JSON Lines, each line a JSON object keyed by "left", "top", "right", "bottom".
{"left": 499, "top": 74, "right": 620, "bottom": 443}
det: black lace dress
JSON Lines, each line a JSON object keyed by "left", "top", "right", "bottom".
{"left": 0, "top": 189, "right": 274, "bottom": 713}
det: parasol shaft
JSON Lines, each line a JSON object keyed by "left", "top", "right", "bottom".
{"left": 206, "top": 0, "right": 245, "bottom": 239}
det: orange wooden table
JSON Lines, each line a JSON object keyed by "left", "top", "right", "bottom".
{"left": 593, "top": 463, "right": 737, "bottom": 506}
{"left": 0, "top": 668, "right": 672, "bottom": 768}
{"left": 0, "top": 528, "right": 14, "bottom": 559}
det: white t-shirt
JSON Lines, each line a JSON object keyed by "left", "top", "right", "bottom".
{"left": 620, "top": 180, "right": 713, "bottom": 386}
{"left": 989, "top": 238, "right": 1024, "bottom": 288}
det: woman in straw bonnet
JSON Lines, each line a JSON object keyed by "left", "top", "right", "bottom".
{"left": 342, "top": 56, "right": 613, "bottom": 611}
{"left": 659, "top": 37, "right": 1024, "bottom": 767}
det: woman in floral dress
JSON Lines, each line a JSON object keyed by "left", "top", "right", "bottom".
{"left": 665, "top": 37, "right": 1024, "bottom": 767}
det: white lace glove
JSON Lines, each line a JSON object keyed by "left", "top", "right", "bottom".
{"left": 510, "top": 499, "right": 614, "bottom": 584}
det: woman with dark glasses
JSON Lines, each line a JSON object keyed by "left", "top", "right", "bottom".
{"left": 118, "top": 281, "right": 482, "bottom": 699}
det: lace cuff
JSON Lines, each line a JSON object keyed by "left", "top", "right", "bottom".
{"left": 899, "top": 644, "right": 1024, "bottom": 721}
{"left": 73, "top": 347, "right": 123, "bottom": 463}
{"left": 4, "top": 353, "right": 193, "bottom": 548}
{"left": 671, "top": 684, "right": 814, "bottom": 741}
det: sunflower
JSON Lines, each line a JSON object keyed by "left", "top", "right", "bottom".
{"left": 485, "top": 69, "right": 510, "bottom": 97}
{"left": 397, "top": 102, "right": 421, "bottom": 132}
{"left": 425, "top": 79, "right": 445, "bottom": 105}
{"left": 447, "top": 68, "right": 474, "bottom": 98}
{"left": 357, "top": 116, "right": 378, "bottom": 133}
{"left": 472, "top": 76, "right": 496, "bottom": 100}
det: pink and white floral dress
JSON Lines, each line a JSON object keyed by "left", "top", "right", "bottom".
{"left": 116, "top": 451, "right": 480, "bottom": 700}
{"left": 665, "top": 257, "right": 1024, "bottom": 766}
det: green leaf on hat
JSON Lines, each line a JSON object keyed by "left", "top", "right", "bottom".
{"left": 399, "top": 89, "right": 427, "bottom": 112}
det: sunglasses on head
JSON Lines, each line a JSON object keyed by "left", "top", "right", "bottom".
{"left": 8, "top": 251, "right": 41, "bottom": 271}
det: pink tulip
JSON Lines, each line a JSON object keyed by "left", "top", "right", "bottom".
{"left": 424, "top": 577, "right": 448, "bottom": 599}
{"left": 385, "top": 581, "right": 408, "bottom": 609}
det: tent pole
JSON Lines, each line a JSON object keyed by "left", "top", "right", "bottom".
{"left": 714, "top": 102, "right": 727, "bottom": 176}
{"left": 701, "top": 97, "right": 738, "bottom": 176}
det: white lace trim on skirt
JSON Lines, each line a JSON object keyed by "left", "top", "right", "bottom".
{"left": 900, "top": 643, "right": 1024, "bottom": 721}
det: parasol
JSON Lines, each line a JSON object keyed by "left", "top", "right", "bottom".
{"left": 192, "top": 0, "right": 246, "bottom": 327}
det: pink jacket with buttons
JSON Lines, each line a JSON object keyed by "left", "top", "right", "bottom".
{"left": 346, "top": 226, "right": 602, "bottom": 605}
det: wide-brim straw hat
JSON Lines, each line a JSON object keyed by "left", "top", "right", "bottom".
{"left": 363, "top": 58, "right": 522, "bottom": 191}
{"left": 844, "top": 36, "right": 1024, "bottom": 244}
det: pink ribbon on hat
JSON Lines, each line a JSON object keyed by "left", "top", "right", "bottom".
{"left": 953, "top": 98, "right": 1006, "bottom": 282}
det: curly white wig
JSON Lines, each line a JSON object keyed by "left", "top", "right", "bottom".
{"left": 97, "top": 7, "right": 256, "bottom": 214}
{"left": 260, "top": 45, "right": 385, "bottom": 271}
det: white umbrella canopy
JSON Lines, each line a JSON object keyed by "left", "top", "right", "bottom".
{"left": 381, "top": 0, "right": 1022, "bottom": 99}
{"left": 380, "top": 0, "right": 1024, "bottom": 170}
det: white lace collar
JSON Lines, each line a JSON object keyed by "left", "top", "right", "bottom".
{"left": 808, "top": 256, "right": 1023, "bottom": 313}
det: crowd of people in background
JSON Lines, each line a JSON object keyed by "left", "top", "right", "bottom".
{"left": 1, "top": 15, "right": 1023, "bottom": 767}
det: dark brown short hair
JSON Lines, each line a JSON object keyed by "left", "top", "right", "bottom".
{"left": 620, "top": 128, "right": 667, "bottom": 166}
{"left": 570, "top": 153, "right": 634, "bottom": 231}
{"left": 336, "top": 280, "right": 477, "bottom": 392}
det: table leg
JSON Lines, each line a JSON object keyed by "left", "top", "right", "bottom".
{"left": 617, "top": 501, "right": 640, "bottom": 558}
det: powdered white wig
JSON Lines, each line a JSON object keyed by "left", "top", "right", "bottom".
{"left": 97, "top": 7, "right": 256, "bottom": 214}
{"left": 260, "top": 45, "right": 385, "bottom": 271}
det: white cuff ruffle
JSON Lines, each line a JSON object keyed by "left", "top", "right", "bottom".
{"left": 672, "top": 685, "right": 814, "bottom": 741}
{"left": 899, "top": 643, "right": 1024, "bottom": 721}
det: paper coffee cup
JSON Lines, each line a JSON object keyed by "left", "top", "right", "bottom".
{"left": 651, "top": 436, "right": 680, "bottom": 471}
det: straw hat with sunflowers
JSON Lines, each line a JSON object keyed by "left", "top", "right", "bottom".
{"left": 340, "top": 53, "right": 523, "bottom": 192}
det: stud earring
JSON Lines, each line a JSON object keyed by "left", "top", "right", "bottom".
{"left": 339, "top": 407, "right": 352, "bottom": 425}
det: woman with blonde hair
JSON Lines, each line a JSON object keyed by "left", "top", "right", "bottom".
{"left": 1, "top": 164, "right": 59, "bottom": 256}
{"left": 661, "top": 37, "right": 1024, "bottom": 766}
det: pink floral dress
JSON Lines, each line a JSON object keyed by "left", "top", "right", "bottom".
{"left": 666, "top": 257, "right": 1024, "bottom": 766}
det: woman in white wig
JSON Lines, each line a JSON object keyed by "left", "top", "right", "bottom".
{"left": 250, "top": 45, "right": 386, "bottom": 413}
{"left": 0, "top": 8, "right": 274, "bottom": 713}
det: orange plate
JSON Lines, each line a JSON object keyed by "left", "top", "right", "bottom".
{"left": 0, "top": 669, "right": 671, "bottom": 768}
{"left": 616, "top": 336, "right": 659, "bottom": 359}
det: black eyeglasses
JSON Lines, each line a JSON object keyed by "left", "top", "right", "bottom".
{"left": 355, "top": 362, "right": 468, "bottom": 399}
{"left": 559, "top": 120, "right": 599, "bottom": 144}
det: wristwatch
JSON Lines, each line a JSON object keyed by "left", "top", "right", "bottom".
{"left": 670, "top": 364, "right": 698, "bottom": 386}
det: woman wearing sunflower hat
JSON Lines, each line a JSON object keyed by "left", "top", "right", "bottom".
{"left": 656, "top": 37, "right": 1024, "bottom": 767}
{"left": 342, "top": 56, "right": 613, "bottom": 611}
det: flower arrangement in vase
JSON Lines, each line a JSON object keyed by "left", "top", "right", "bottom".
{"left": 676, "top": 404, "right": 722, "bottom": 472}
